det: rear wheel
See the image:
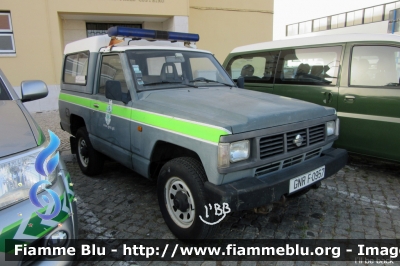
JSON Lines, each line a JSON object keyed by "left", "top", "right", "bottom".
{"left": 157, "top": 157, "right": 218, "bottom": 239}
{"left": 75, "top": 127, "right": 104, "bottom": 176}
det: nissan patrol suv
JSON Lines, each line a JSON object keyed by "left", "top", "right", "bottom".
{"left": 59, "top": 27, "right": 347, "bottom": 239}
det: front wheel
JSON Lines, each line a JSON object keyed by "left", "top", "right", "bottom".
{"left": 157, "top": 157, "right": 218, "bottom": 239}
{"left": 75, "top": 127, "right": 104, "bottom": 176}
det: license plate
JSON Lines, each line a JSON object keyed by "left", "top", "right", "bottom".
{"left": 289, "top": 166, "right": 325, "bottom": 193}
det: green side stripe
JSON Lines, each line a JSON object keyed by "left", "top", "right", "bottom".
{"left": 59, "top": 93, "right": 91, "bottom": 108}
{"left": 23, "top": 209, "right": 52, "bottom": 237}
{"left": 0, "top": 219, "right": 22, "bottom": 238}
{"left": 59, "top": 93, "right": 230, "bottom": 143}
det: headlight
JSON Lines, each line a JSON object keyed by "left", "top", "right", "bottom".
{"left": 0, "top": 148, "right": 57, "bottom": 209}
{"left": 218, "top": 140, "right": 250, "bottom": 168}
{"left": 326, "top": 121, "right": 336, "bottom": 136}
{"left": 230, "top": 140, "right": 250, "bottom": 162}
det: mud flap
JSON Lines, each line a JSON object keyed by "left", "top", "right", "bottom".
{"left": 70, "top": 136, "right": 77, "bottom": 154}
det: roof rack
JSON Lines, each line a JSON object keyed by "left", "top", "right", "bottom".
{"left": 107, "top": 26, "right": 199, "bottom": 42}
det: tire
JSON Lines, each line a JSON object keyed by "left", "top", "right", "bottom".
{"left": 157, "top": 157, "right": 218, "bottom": 239}
{"left": 75, "top": 127, "right": 104, "bottom": 176}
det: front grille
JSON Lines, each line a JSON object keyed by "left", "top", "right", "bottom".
{"left": 255, "top": 162, "right": 280, "bottom": 176}
{"left": 282, "top": 154, "right": 303, "bottom": 168}
{"left": 259, "top": 134, "right": 284, "bottom": 159}
{"left": 305, "top": 148, "right": 321, "bottom": 160}
{"left": 309, "top": 124, "right": 325, "bottom": 145}
{"left": 258, "top": 123, "right": 326, "bottom": 159}
{"left": 255, "top": 148, "right": 321, "bottom": 177}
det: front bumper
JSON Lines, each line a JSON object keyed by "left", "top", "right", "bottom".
{"left": 205, "top": 148, "right": 348, "bottom": 212}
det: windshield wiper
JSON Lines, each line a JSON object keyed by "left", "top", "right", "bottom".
{"left": 143, "top": 80, "right": 198, "bottom": 88}
{"left": 143, "top": 80, "right": 182, "bottom": 86}
{"left": 189, "top": 77, "right": 233, "bottom": 87}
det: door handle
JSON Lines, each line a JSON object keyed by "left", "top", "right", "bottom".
{"left": 93, "top": 103, "right": 99, "bottom": 108}
{"left": 321, "top": 92, "right": 327, "bottom": 103}
{"left": 344, "top": 95, "right": 355, "bottom": 103}
{"left": 327, "top": 92, "right": 332, "bottom": 103}
{"left": 321, "top": 92, "right": 332, "bottom": 104}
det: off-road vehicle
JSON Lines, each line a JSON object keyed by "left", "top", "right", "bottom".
{"left": 59, "top": 27, "right": 347, "bottom": 239}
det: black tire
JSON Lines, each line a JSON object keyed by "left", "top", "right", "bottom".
{"left": 157, "top": 157, "right": 218, "bottom": 239}
{"left": 75, "top": 127, "right": 104, "bottom": 176}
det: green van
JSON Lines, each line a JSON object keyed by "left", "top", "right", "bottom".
{"left": 223, "top": 34, "right": 400, "bottom": 162}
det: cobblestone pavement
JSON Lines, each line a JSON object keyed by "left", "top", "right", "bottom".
{"left": 32, "top": 111, "right": 400, "bottom": 266}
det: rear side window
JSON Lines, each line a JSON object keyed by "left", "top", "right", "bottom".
{"left": 63, "top": 51, "right": 89, "bottom": 85}
{"left": 276, "top": 46, "right": 342, "bottom": 86}
{"left": 350, "top": 46, "right": 400, "bottom": 87}
{"left": 226, "top": 51, "right": 279, "bottom": 84}
{"left": 0, "top": 79, "right": 10, "bottom": 100}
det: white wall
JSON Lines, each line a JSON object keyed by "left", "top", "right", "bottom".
{"left": 273, "top": 0, "right": 396, "bottom": 40}
{"left": 163, "top": 16, "right": 188, "bottom": 32}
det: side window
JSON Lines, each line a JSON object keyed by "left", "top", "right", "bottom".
{"left": 226, "top": 51, "right": 279, "bottom": 84}
{"left": 98, "top": 54, "right": 128, "bottom": 95}
{"left": 350, "top": 46, "right": 400, "bottom": 87}
{"left": 276, "top": 46, "right": 342, "bottom": 86}
{"left": 63, "top": 51, "right": 89, "bottom": 85}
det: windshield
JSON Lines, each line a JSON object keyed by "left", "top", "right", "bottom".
{"left": 125, "top": 50, "right": 235, "bottom": 91}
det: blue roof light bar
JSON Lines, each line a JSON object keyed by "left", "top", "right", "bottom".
{"left": 107, "top": 26, "right": 199, "bottom": 42}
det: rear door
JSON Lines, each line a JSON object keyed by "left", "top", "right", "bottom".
{"left": 336, "top": 43, "right": 400, "bottom": 161}
{"left": 273, "top": 45, "right": 343, "bottom": 110}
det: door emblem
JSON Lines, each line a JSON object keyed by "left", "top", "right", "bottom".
{"left": 105, "top": 99, "right": 112, "bottom": 125}
{"left": 293, "top": 134, "right": 304, "bottom": 147}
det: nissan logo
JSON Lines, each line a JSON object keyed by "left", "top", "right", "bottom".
{"left": 293, "top": 134, "right": 304, "bottom": 147}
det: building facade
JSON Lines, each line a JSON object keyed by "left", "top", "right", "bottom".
{"left": 0, "top": 0, "right": 273, "bottom": 112}
{"left": 274, "top": 0, "right": 398, "bottom": 40}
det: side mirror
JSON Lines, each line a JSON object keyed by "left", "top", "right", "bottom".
{"left": 105, "top": 80, "right": 130, "bottom": 104}
{"left": 237, "top": 76, "right": 245, "bottom": 89}
{"left": 105, "top": 80, "right": 122, "bottom": 101}
{"left": 21, "top": 80, "right": 48, "bottom": 102}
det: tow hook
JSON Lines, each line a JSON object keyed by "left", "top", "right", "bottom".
{"left": 253, "top": 204, "right": 273, "bottom": 214}
{"left": 312, "top": 181, "right": 321, "bottom": 189}
{"left": 253, "top": 195, "right": 286, "bottom": 214}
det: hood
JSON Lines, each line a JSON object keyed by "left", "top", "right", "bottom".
{"left": 0, "top": 101, "right": 37, "bottom": 158}
{"left": 140, "top": 87, "right": 335, "bottom": 134}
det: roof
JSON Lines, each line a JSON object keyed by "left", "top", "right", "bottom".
{"left": 64, "top": 34, "right": 209, "bottom": 55}
{"left": 230, "top": 33, "right": 400, "bottom": 54}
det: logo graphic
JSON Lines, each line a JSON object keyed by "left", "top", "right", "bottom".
{"left": 293, "top": 134, "right": 304, "bottom": 147}
{"left": 29, "top": 130, "right": 61, "bottom": 220}
{"left": 105, "top": 99, "right": 112, "bottom": 125}
{"left": 199, "top": 203, "right": 231, "bottom": 225}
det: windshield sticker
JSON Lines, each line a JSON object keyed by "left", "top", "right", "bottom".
{"left": 132, "top": 65, "right": 141, "bottom": 74}
{"left": 132, "top": 65, "right": 144, "bottom": 85}
{"left": 75, "top": 75, "right": 86, "bottom": 84}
